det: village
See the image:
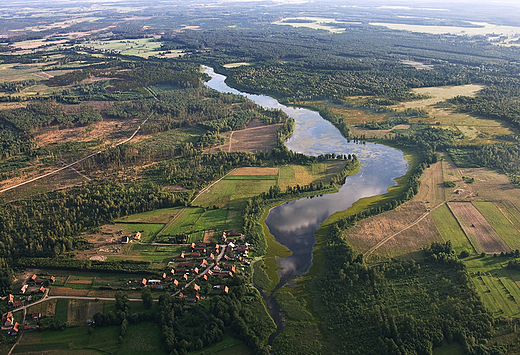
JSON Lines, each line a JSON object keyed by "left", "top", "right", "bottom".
{"left": 1, "top": 230, "right": 254, "bottom": 337}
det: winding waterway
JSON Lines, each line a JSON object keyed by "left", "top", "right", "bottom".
{"left": 203, "top": 65, "right": 408, "bottom": 287}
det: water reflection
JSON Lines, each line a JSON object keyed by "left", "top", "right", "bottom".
{"left": 203, "top": 66, "right": 408, "bottom": 288}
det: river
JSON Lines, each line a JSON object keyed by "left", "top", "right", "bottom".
{"left": 203, "top": 65, "right": 408, "bottom": 337}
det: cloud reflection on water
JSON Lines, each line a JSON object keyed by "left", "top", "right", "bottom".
{"left": 203, "top": 66, "right": 408, "bottom": 288}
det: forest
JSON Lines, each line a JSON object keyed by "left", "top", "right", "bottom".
{"left": 1, "top": 2, "right": 520, "bottom": 354}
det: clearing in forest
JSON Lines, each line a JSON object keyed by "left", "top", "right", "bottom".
{"left": 447, "top": 202, "right": 509, "bottom": 253}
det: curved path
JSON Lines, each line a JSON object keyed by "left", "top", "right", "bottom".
{"left": 363, "top": 202, "right": 445, "bottom": 259}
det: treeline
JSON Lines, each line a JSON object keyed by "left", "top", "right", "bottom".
{"left": 17, "top": 257, "right": 152, "bottom": 273}
{"left": 0, "top": 101, "right": 102, "bottom": 132}
{"left": 0, "top": 180, "right": 190, "bottom": 260}
{"left": 448, "top": 144, "right": 520, "bottom": 184}
{"left": 308, "top": 223, "right": 503, "bottom": 355}
{"left": 0, "top": 79, "right": 38, "bottom": 93}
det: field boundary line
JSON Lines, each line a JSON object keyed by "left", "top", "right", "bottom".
{"left": 446, "top": 202, "right": 480, "bottom": 253}
{"left": 364, "top": 202, "right": 445, "bottom": 259}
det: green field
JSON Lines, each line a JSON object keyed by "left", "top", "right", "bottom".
{"left": 162, "top": 207, "right": 204, "bottom": 236}
{"left": 118, "top": 322, "right": 166, "bottom": 355}
{"left": 116, "top": 207, "right": 184, "bottom": 224}
{"left": 473, "top": 202, "right": 520, "bottom": 250}
{"left": 431, "top": 204, "right": 475, "bottom": 254}
{"left": 54, "top": 299, "right": 69, "bottom": 324}
{"left": 86, "top": 38, "right": 163, "bottom": 58}
{"left": 195, "top": 179, "right": 276, "bottom": 210}
{"left": 114, "top": 223, "right": 164, "bottom": 243}
{"left": 464, "top": 256, "right": 520, "bottom": 317}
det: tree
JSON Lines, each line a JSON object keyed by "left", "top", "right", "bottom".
{"left": 141, "top": 287, "right": 153, "bottom": 309}
{"left": 115, "top": 291, "right": 130, "bottom": 314}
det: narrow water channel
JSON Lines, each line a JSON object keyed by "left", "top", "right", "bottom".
{"left": 203, "top": 65, "right": 408, "bottom": 336}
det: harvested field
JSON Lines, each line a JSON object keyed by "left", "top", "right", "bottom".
{"left": 203, "top": 230, "right": 213, "bottom": 244}
{"left": 33, "top": 116, "right": 138, "bottom": 148}
{"left": 211, "top": 120, "right": 281, "bottom": 153}
{"left": 230, "top": 167, "right": 279, "bottom": 176}
{"left": 345, "top": 201, "right": 438, "bottom": 259}
{"left": 49, "top": 287, "right": 89, "bottom": 296}
{"left": 414, "top": 158, "right": 447, "bottom": 205}
{"left": 448, "top": 202, "right": 510, "bottom": 253}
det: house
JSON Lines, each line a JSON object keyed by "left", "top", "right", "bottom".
{"left": 39, "top": 286, "right": 45, "bottom": 293}
{"left": 200, "top": 259, "right": 208, "bottom": 267}
{"left": 193, "top": 267, "right": 199, "bottom": 274}
{"left": 50, "top": 276, "right": 55, "bottom": 283}
{"left": 176, "top": 257, "right": 187, "bottom": 262}
{"left": 32, "top": 313, "right": 41, "bottom": 320}
{"left": 162, "top": 273, "right": 167, "bottom": 279}
{"left": 223, "top": 264, "right": 236, "bottom": 273}
{"left": 7, "top": 294, "right": 13, "bottom": 304}
{"left": 187, "top": 294, "right": 200, "bottom": 302}
{"left": 169, "top": 269, "right": 175, "bottom": 275}
{"left": 30, "top": 274, "right": 37, "bottom": 282}
{"left": 180, "top": 252, "right": 185, "bottom": 259}
{"left": 134, "top": 232, "right": 141, "bottom": 240}
{"left": 10, "top": 322, "right": 19, "bottom": 336}
{"left": 3, "top": 312, "right": 14, "bottom": 326}
{"left": 121, "top": 236, "right": 129, "bottom": 244}
{"left": 223, "top": 286, "right": 229, "bottom": 294}
{"left": 182, "top": 274, "right": 188, "bottom": 281}
{"left": 178, "top": 292, "right": 184, "bottom": 298}
{"left": 178, "top": 263, "right": 194, "bottom": 268}
{"left": 207, "top": 253, "right": 215, "bottom": 260}
{"left": 147, "top": 280, "right": 161, "bottom": 285}
{"left": 173, "top": 279, "right": 179, "bottom": 286}
{"left": 217, "top": 272, "right": 233, "bottom": 278}
{"left": 190, "top": 243, "right": 196, "bottom": 249}
{"left": 201, "top": 274, "right": 208, "bottom": 281}
{"left": 221, "top": 232, "right": 227, "bottom": 241}
{"left": 193, "top": 283, "right": 200, "bottom": 291}
{"left": 140, "top": 278, "right": 147, "bottom": 287}
{"left": 213, "top": 265, "right": 221, "bottom": 272}
{"left": 35, "top": 279, "right": 43, "bottom": 285}
{"left": 20, "top": 285, "right": 28, "bottom": 294}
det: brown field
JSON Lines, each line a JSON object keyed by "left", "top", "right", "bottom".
{"left": 448, "top": 202, "right": 510, "bottom": 253}
{"left": 33, "top": 116, "right": 139, "bottom": 148}
{"left": 346, "top": 201, "right": 443, "bottom": 261}
{"left": 210, "top": 120, "right": 281, "bottom": 153}
{"left": 230, "top": 167, "right": 279, "bottom": 176}
{"left": 223, "top": 62, "right": 250, "bottom": 68}
{"left": 49, "top": 287, "right": 89, "bottom": 296}
{"left": 27, "top": 299, "right": 57, "bottom": 317}
{"left": 203, "top": 230, "right": 213, "bottom": 244}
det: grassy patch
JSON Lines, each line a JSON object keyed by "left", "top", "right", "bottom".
{"left": 163, "top": 207, "right": 204, "bottom": 236}
{"left": 118, "top": 322, "right": 167, "bottom": 355}
{"left": 115, "top": 223, "right": 164, "bottom": 243}
{"left": 431, "top": 204, "right": 474, "bottom": 254}
{"left": 252, "top": 260, "right": 272, "bottom": 290}
{"left": 54, "top": 299, "right": 69, "bottom": 324}
{"left": 433, "top": 343, "right": 464, "bottom": 355}
{"left": 473, "top": 202, "right": 520, "bottom": 250}
{"left": 116, "top": 207, "right": 184, "bottom": 224}
{"left": 463, "top": 256, "right": 520, "bottom": 317}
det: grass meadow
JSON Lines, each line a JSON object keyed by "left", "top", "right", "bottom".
{"left": 430, "top": 204, "right": 475, "bottom": 254}
{"left": 464, "top": 256, "right": 520, "bottom": 317}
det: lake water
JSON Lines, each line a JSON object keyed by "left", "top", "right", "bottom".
{"left": 203, "top": 66, "right": 408, "bottom": 287}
